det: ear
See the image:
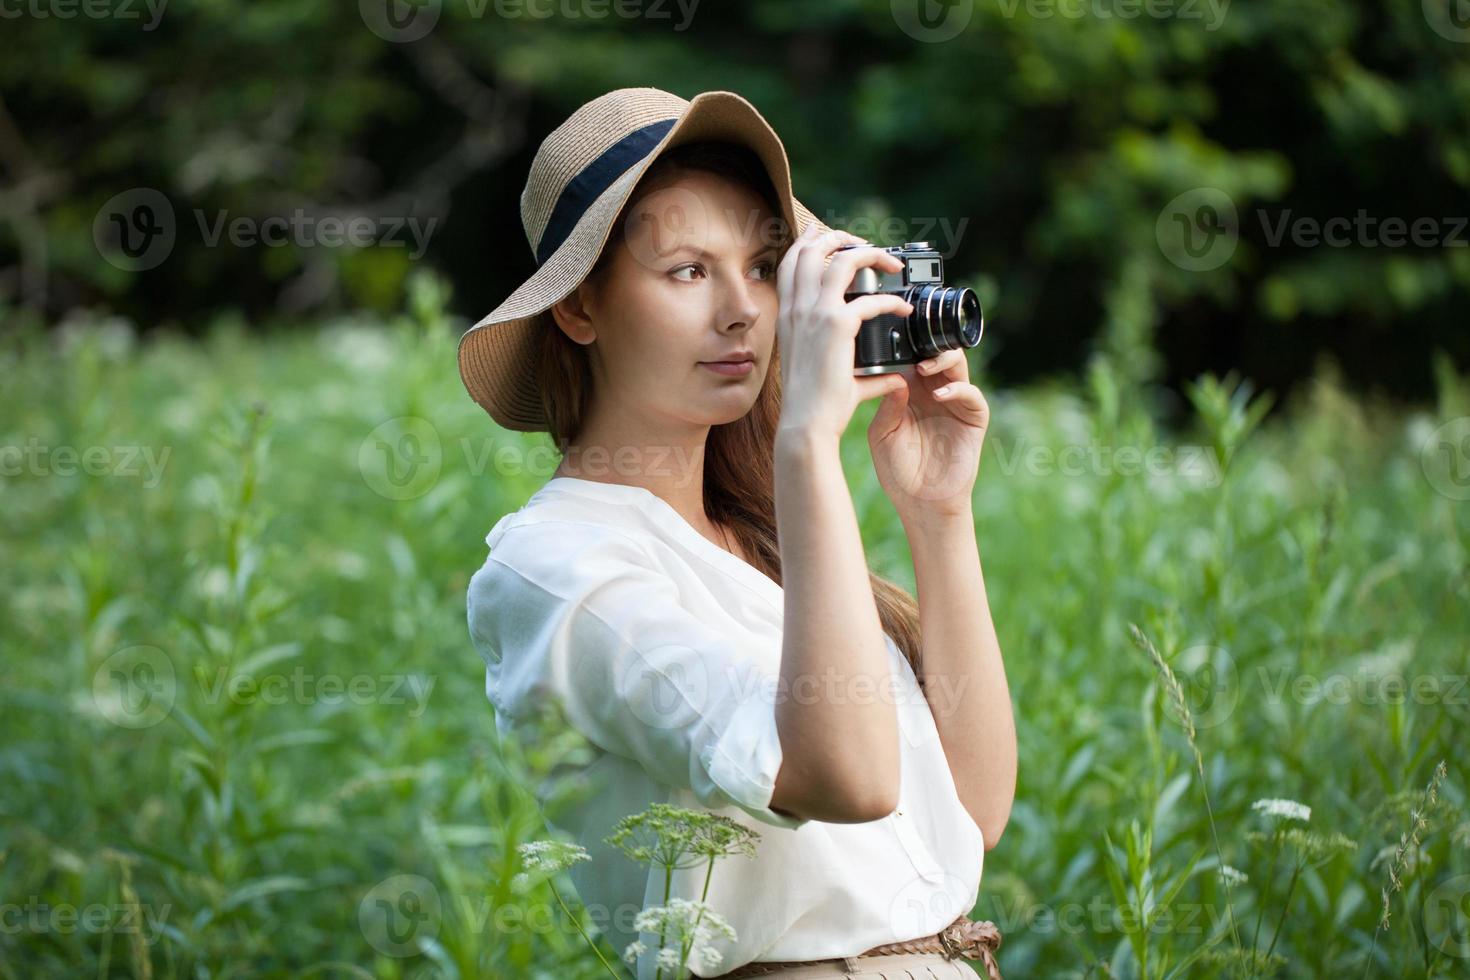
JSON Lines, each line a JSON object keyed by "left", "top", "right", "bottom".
{"left": 549, "top": 280, "right": 597, "bottom": 346}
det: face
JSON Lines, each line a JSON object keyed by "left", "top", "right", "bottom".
{"left": 556, "top": 168, "right": 782, "bottom": 430}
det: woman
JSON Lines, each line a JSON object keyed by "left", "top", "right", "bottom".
{"left": 461, "top": 88, "right": 1017, "bottom": 979}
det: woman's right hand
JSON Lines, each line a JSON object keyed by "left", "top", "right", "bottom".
{"left": 774, "top": 223, "right": 917, "bottom": 443}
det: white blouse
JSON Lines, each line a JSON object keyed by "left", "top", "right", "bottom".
{"left": 466, "top": 476, "right": 985, "bottom": 979}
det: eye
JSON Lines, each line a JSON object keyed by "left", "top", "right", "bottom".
{"left": 671, "top": 263, "right": 705, "bottom": 281}
{"left": 750, "top": 259, "right": 776, "bottom": 281}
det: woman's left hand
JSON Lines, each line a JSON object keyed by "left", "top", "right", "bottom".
{"left": 867, "top": 348, "right": 989, "bottom": 520}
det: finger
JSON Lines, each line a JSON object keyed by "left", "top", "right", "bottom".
{"left": 844, "top": 292, "right": 915, "bottom": 328}
{"left": 930, "top": 381, "right": 990, "bottom": 426}
{"left": 818, "top": 246, "right": 905, "bottom": 311}
{"left": 777, "top": 221, "right": 821, "bottom": 306}
{"left": 853, "top": 371, "right": 909, "bottom": 405}
{"left": 776, "top": 220, "right": 823, "bottom": 308}
{"left": 916, "top": 348, "right": 970, "bottom": 383}
{"left": 793, "top": 230, "right": 869, "bottom": 310}
{"left": 868, "top": 372, "right": 911, "bottom": 442}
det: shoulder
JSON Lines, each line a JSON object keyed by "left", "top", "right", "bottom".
{"left": 480, "top": 484, "right": 660, "bottom": 552}
{"left": 470, "top": 498, "right": 666, "bottom": 605}
{"left": 465, "top": 501, "right": 689, "bottom": 660}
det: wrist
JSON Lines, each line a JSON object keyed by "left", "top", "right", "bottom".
{"left": 898, "top": 502, "right": 974, "bottom": 535}
{"left": 775, "top": 424, "right": 840, "bottom": 461}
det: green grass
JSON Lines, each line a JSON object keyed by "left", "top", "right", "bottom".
{"left": 2, "top": 280, "right": 1467, "bottom": 978}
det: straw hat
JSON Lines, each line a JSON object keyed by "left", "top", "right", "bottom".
{"left": 456, "top": 86, "right": 832, "bottom": 432}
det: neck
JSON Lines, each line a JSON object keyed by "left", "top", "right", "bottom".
{"left": 551, "top": 412, "right": 715, "bottom": 535}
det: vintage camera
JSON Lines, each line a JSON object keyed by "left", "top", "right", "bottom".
{"left": 837, "top": 241, "right": 983, "bottom": 374}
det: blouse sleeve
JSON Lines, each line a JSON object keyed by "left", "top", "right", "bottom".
{"left": 466, "top": 520, "right": 808, "bottom": 831}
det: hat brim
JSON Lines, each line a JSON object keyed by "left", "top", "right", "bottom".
{"left": 457, "top": 90, "right": 831, "bottom": 433}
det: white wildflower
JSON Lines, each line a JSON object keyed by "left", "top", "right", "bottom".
{"left": 1252, "top": 798, "right": 1311, "bottom": 823}
{"left": 622, "top": 940, "right": 647, "bottom": 965}
{"left": 516, "top": 839, "right": 591, "bottom": 875}
{"left": 1220, "top": 864, "right": 1249, "bottom": 886}
{"left": 631, "top": 898, "right": 738, "bottom": 977}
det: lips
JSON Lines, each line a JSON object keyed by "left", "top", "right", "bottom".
{"left": 699, "top": 356, "right": 755, "bottom": 377}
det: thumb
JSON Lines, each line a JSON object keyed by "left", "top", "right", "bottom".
{"left": 867, "top": 373, "right": 910, "bottom": 439}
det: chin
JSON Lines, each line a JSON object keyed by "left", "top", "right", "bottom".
{"left": 688, "top": 393, "right": 760, "bottom": 427}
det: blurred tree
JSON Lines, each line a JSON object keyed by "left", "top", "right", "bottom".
{"left": 1, "top": 0, "right": 1467, "bottom": 409}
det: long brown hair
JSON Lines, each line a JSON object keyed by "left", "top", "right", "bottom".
{"left": 535, "top": 140, "right": 924, "bottom": 677}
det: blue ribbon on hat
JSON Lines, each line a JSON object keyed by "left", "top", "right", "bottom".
{"left": 535, "top": 118, "right": 677, "bottom": 267}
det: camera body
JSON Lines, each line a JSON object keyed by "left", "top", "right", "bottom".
{"left": 838, "top": 241, "right": 984, "bottom": 374}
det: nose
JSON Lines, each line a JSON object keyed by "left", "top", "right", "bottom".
{"left": 717, "top": 271, "right": 763, "bottom": 335}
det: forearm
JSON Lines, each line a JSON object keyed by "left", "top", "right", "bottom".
{"left": 902, "top": 508, "right": 1016, "bottom": 847}
{"left": 772, "top": 427, "right": 901, "bottom": 816}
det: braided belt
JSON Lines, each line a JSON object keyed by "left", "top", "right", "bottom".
{"left": 714, "top": 913, "right": 1003, "bottom": 979}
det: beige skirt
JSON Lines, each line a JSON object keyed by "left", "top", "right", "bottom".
{"left": 711, "top": 950, "right": 978, "bottom": 978}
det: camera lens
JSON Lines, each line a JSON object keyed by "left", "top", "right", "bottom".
{"left": 909, "top": 284, "right": 983, "bottom": 354}
{"left": 957, "top": 289, "right": 982, "bottom": 346}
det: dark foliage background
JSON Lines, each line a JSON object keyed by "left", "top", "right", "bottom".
{"left": 3, "top": 0, "right": 1468, "bottom": 411}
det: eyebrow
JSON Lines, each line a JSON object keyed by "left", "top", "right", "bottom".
{"left": 675, "top": 243, "right": 780, "bottom": 261}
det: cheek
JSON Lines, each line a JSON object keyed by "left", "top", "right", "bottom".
{"left": 602, "top": 283, "right": 695, "bottom": 364}
{"left": 757, "top": 288, "right": 779, "bottom": 348}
